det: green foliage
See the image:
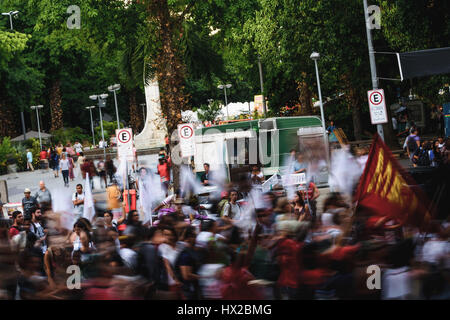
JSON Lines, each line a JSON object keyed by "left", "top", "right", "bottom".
{"left": 0, "top": 137, "right": 16, "bottom": 174}
{"left": 51, "top": 127, "right": 89, "bottom": 146}
{"left": 94, "top": 121, "right": 123, "bottom": 144}
{"left": 0, "top": 137, "right": 41, "bottom": 174}
{"left": 196, "top": 100, "right": 223, "bottom": 122}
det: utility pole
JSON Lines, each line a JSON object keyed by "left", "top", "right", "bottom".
{"left": 363, "top": 0, "right": 384, "bottom": 140}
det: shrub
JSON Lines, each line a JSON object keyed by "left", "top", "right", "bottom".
{"left": 51, "top": 127, "right": 90, "bottom": 146}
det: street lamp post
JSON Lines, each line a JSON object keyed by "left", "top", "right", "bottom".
{"left": 1, "top": 11, "right": 19, "bottom": 30}
{"left": 30, "top": 105, "right": 44, "bottom": 150}
{"left": 257, "top": 55, "right": 267, "bottom": 117}
{"left": 310, "top": 52, "right": 330, "bottom": 169}
{"left": 108, "top": 84, "right": 121, "bottom": 130}
{"left": 86, "top": 106, "right": 96, "bottom": 147}
{"left": 89, "top": 94, "right": 109, "bottom": 159}
{"left": 218, "top": 84, "right": 232, "bottom": 119}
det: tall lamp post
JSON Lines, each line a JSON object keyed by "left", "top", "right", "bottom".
{"left": 86, "top": 106, "right": 96, "bottom": 147}
{"left": 108, "top": 84, "right": 121, "bottom": 130}
{"left": 1, "top": 10, "right": 19, "bottom": 30}
{"left": 257, "top": 55, "right": 267, "bottom": 117}
{"left": 218, "top": 84, "right": 232, "bottom": 119}
{"left": 89, "top": 94, "right": 109, "bottom": 159}
{"left": 310, "top": 52, "right": 330, "bottom": 169}
{"left": 30, "top": 105, "right": 44, "bottom": 150}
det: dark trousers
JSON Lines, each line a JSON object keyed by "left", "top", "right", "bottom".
{"left": 62, "top": 170, "right": 69, "bottom": 184}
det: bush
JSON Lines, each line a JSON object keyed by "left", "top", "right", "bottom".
{"left": 0, "top": 138, "right": 42, "bottom": 174}
{"left": 95, "top": 121, "right": 123, "bottom": 144}
{"left": 51, "top": 127, "right": 90, "bottom": 146}
{"left": 0, "top": 137, "right": 16, "bottom": 175}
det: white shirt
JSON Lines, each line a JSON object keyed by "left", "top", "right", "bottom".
{"left": 223, "top": 202, "right": 242, "bottom": 220}
{"left": 392, "top": 117, "right": 398, "bottom": 130}
{"left": 74, "top": 143, "right": 83, "bottom": 153}
{"left": 196, "top": 232, "right": 225, "bottom": 248}
{"left": 158, "top": 243, "right": 179, "bottom": 285}
{"left": 72, "top": 192, "right": 85, "bottom": 216}
{"left": 421, "top": 239, "right": 449, "bottom": 266}
{"left": 382, "top": 267, "right": 413, "bottom": 300}
{"left": 198, "top": 264, "right": 225, "bottom": 299}
{"left": 60, "top": 159, "right": 70, "bottom": 171}
{"left": 120, "top": 248, "right": 138, "bottom": 271}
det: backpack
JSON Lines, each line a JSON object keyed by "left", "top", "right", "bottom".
{"left": 415, "top": 148, "right": 431, "bottom": 166}
{"left": 407, "top": 136, "right": 418, "bottom": 153}
{"left": 136, "top": 243, "right": 168, "bottom": 290}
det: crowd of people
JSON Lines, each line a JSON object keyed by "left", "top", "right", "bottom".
{"left": 1, "top": 154, "right": 449, "bottom": 300}
{"left": 404, "top": 129, "right": 450, "bottom": 167}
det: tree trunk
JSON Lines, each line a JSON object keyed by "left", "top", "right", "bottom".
{"left": 297, "top": 75, "right": 314, "bottom": 115}
{"left": 49, "top": 79, "right": 63, "bottom": 132}
{"left": 146, "top": 0, "right": 189, "bottom": 191}
{"left": 0, "top": 100, "right": 17, "bottom": 137}
{"left": 128, "top": 90, "right": 142, "bottom": 133}
{"left": 342, "top": 74, "right": 363, "bottom": 141}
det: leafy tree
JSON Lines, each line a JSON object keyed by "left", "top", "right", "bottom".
{"left": 196, "top": 100, "right": 223, "bottom": 122}
{"left": 94, "top": 121, "right": 123, "bottom": 145}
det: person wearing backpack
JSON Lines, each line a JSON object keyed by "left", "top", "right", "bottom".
{"left": 406, "top": 128, "right": 420, "bottom": 167}
{"left": 50, "top": 149, "right": 60, "bottom": 178}
{"left": 413, "top": 141, "right": 431, "bottom": 167}
{"left": 136, "top": 227, "right": 170, "bottom": 299}
{"left": 174, "top": 226, "right": 201, "bottom": 300}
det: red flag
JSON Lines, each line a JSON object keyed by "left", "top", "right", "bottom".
{"left": 354, "top": 133, "right": 432, "bottom": 229}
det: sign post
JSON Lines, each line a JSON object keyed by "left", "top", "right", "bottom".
{"left": 177, "top": 124, "right": 196, "bottom": 158}
{"left": 367, "top": 89, "right": 388, "bottom": 125}
{"left": 116, "top": 128, "right": 134, "bottom": 162}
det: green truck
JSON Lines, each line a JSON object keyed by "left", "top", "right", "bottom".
{"left": 193, "top": 116, "right": 329, "bottom": 187}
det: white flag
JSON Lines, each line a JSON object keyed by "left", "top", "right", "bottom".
{"left": 83, "top": 173, "right": 96, "bottom": 221}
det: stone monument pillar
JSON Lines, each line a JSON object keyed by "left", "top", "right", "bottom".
{"left": 134, "top": 78, "right": 167, "bottom": 150}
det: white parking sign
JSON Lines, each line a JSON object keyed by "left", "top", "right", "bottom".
{"left": 368, "top": 89, "right": 388, "bottom": 124}
{"left": 116, "top": 128, "right": 134, "bottom": 160}
{"left": 178, "top": 123, "right": 195, "bottom": 157}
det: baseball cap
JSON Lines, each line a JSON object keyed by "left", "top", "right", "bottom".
{"left": 24, "top": 188, "right": 31, "bottom": 193}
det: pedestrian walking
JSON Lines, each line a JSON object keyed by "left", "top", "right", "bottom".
{"left": 68, "top": 155, "right": 75, "bottom": 181}
{"left": 406, "top": 128, "right": 420, "bottom": 167}
{"left": 76, "top": 152, "right": 85, "bottom": 178}
{"left": 59, "top": 153, "right": 70, "bottom": 187}
{"left": 105, "top": 156, "right": 116, "bottom": 184}
{"left": 97, "top": 159, "right": 107, "bottom": 189}
{"left": 26, "top": 149, "right": 34, "bottom": 172}
{"left": 50, "top": 148, "right": 60, "bottom": 178}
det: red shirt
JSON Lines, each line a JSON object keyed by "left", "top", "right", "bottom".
{"left": 157, "top": 162, "right": 171, "bottom": 182}
{"left": 40, "top": 150, "right": 48, "bottom": 160}
{"left": 276, "top": 239, "right": 303, "bottom": 288}
{"left": 300, "top": 182, "right": 316, "bottom": 200}
{"left": 221, "top": 266, "right": 263, "bottom": 300}
{"left": 9, "top": 226, "right": 20, "bottom": 238}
